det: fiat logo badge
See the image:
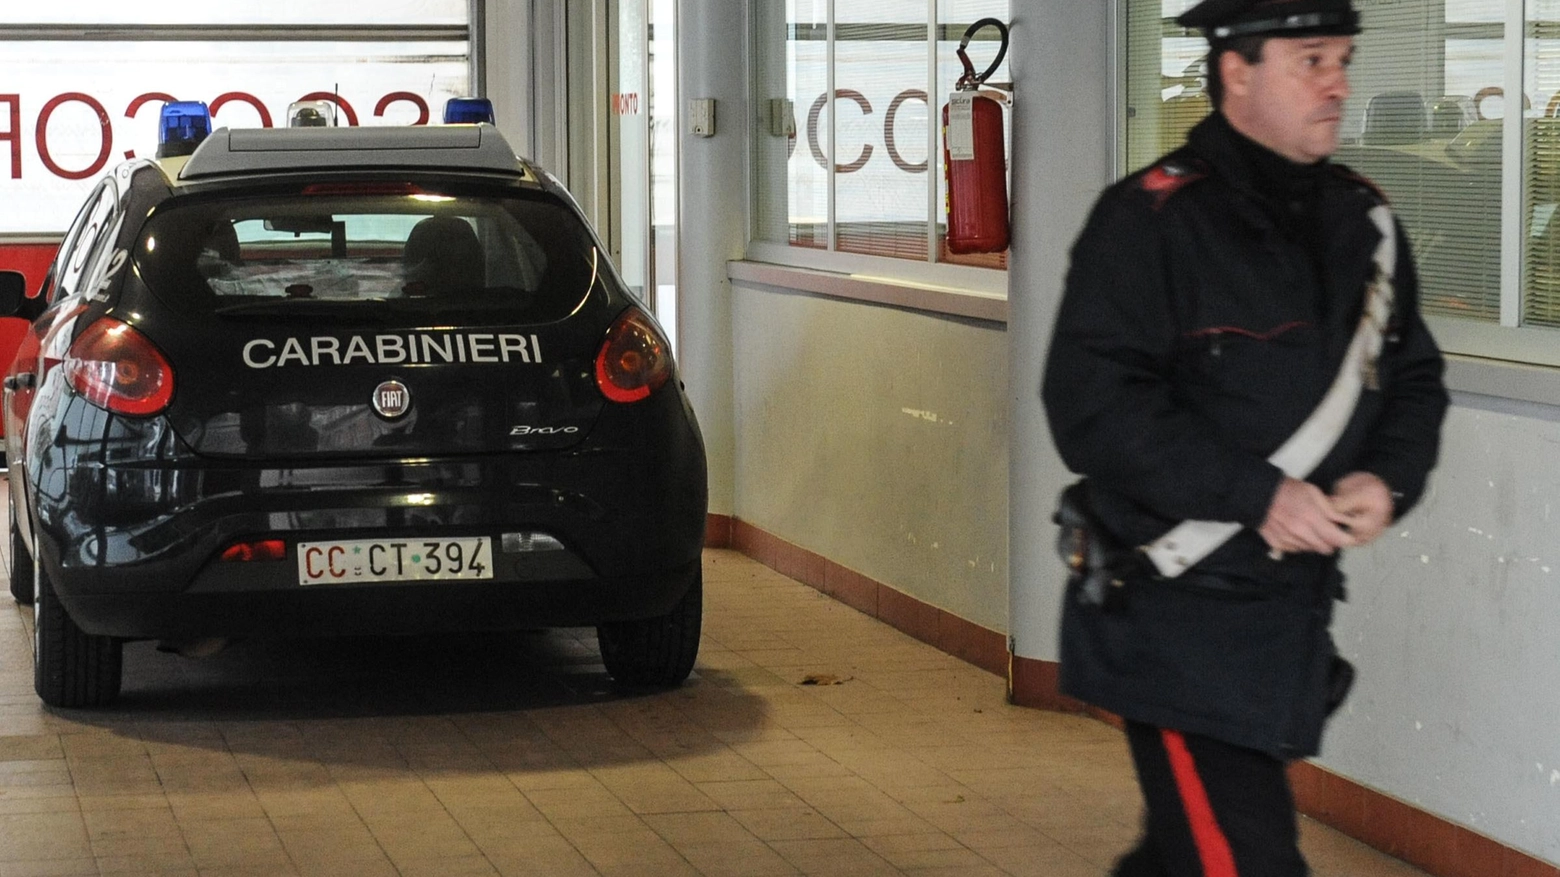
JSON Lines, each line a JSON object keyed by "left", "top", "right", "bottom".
{"left": 371, "top": 380, "right": 411, "bottom": 419}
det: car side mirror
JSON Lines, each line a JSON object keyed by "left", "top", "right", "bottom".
{"left": 0, "top": 271, "right": 26, "bottom": 317}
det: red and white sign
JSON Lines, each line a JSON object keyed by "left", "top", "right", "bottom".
{"left": 0, "top": 39, "right": 470, "bottom": 234}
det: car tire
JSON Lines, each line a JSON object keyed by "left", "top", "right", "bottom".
{"left": 9, "top": 520, "right": 34, "bottom": 605}
{"left": 34, "top": 556, "right": 122, "bottom": 708}
{"left": 597, "top": 568, "right": 702, "bottom": 688}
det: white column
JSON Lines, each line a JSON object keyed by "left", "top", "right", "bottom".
{"left": 675, "top": 0, "right": 745, "bottom": 517}
{"left": 1007, "top": 0, "right": 1118, "bottom": 665}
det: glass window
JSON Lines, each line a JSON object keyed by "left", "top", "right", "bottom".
{"left": 0, "top": 1, "right": 467, "bottom": 26}
{"left": 0, "top": 10, "right": 470, "bottom": 234}
{"left": 1525, "top": 2, "right": 1560, "bottom": 327}
{"left": 136, "top": 193, "right": 595, "bottom": 324}
{"left": 752, "top": 0, "right": 1009, "bottom": 269}
{"left": 1123, "top": 0, "right": 1560, "bottom": 360}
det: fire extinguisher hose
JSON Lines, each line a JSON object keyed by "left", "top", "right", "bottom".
{"left": 956, "top": 18, "right": 1010, "bottom": 90}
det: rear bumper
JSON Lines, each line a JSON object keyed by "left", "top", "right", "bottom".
{"left": 27, "top": 395, "right": 707, "bottom": 639}
{"left": 56, "top": 558, "right": 700, "bottom": 639}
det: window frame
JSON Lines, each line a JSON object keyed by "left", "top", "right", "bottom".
{"left": 743, "top": 0, "right": 1010, "bottom": 301}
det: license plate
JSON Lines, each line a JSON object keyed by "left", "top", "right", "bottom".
{"left": 297, "top": 537, "right": 494, "bottom": 585}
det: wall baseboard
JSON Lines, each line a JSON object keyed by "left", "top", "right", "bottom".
{"left": 715, "top": 516, "right": 1559, "bottom": 877}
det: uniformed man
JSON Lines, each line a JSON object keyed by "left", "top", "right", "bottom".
{"left": 1041, "top": 0, "right": 1449, "bottom": 874}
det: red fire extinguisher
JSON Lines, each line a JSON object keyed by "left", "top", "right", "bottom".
{"left": 943, "top": 18, "right": 1011, "bottom": 255}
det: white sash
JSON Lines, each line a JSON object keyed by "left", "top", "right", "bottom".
{"left": 1141, "top": 205, "right": 1397, "bottom": 579}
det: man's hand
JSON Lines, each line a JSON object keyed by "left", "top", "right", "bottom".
{"left": 1259, "top": 477, "right": 1356, "bottom": 555}
{"left": 1330, "top": 472, "right": 1394, "bottom": 546}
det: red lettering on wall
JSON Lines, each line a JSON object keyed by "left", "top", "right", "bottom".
{"left": 1, "top": 95, "right": 19, "bottom": 179}
{"left": 211, "top": 92, "right": 274, "bottom": 129}
{"left": 374, "top": 92, "right": 429, "bottom": 125}
{"left": 297, "top": 92, "right": 358, "bottom": 126}
{"left": 36, "top": 93, "right": 111, "bottom": 181}
{"left": 611, "top": 93, "right": 640, "bottom": 115}
{"left": 884, "top": 90, "right": 928, "bottom": 174}
{"left": 122, "top": 92, "right": 178, "bottom": 159}
{"left": 806, "top": 89, "right": 874, "bottom": 173}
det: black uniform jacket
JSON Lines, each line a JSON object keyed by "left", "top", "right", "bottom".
{"left": 1042, "top": 114, "right": 1449, "bottom": 758}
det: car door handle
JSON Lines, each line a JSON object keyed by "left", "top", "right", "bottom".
{"left": 3, "top": 372, "right": 36, "bottom": 391}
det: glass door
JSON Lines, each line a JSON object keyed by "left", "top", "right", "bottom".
{"left": 568, "top": 0, "right": 675, "bottom": 347}
{"left": 648, "top": 0, "right": 677, "bottom": 347}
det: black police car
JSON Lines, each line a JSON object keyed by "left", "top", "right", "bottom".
{"left": 3, "top": 101, "right": 707, "bottom": 707}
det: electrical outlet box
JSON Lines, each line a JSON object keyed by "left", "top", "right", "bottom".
{"left": 690, "top": 98, "right": 716, "bottom": 137}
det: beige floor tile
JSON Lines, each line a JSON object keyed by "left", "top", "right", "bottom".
{"left": 694, "top": 778, "right": 807, "bottom": 811}
{"left": 676, "top": 841, "right": 801, "bottom": 877}
{"left": 187, "top": 861, "right": 299, "bottom": 867}
{"left": 593, "top": 771, "right": 720, "bottom": 815}
{"left": 179, "top": 817, "right": 289, "bottom": 870}
{"left": 365, "top": 814, "right": 482, "bottom": 863}
{"left": 76, "top": 793, "right": 171, "bottom": 812}
{"left": 643, "top": 811, "right": 759, "bottom": 847}
{"left": 165, "top": 790, "right": 268, "bottom": 823}
{"left": 82, "top": 805, "right": 181, "bottom": 842}
{"left": 0, "top": 812, "right": 92, "bottom": 860}
{"left": 767, "top": 837, "right": 901, "bottom": 876}
{"left": 570, "top": 829, "right": 697, "bottom": 876}
{"left": 88, "top": 832, "right": 192, "bottom": 863}
{"left": 0, "top": 860, "right": 99, "bottom": 877}
{"left": 978, "top": 840, "right": 1117, "bottom": 877}
{"left": 729, "top": 807, "right": 849, "bottom": 843}
{"left": 0, "top": 796, "right": 76, "bottom": 817}
{"left": 0, "top": 737, "right": 62, "bottom": 762}
{"left": 295, "top": 862, "right": 397, "bottom": 877}
{"left": 0, "top": 760, "right": 71, "bottom": 789}
{"left": 393, "top": 856, "right": 500, "bottom": 876}
{"left": 482, "top": 834, "right": 599, "bottom": 877}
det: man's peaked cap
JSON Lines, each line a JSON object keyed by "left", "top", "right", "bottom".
{"left": 1176, "top": 0, "right": 1361, "bottom": 40}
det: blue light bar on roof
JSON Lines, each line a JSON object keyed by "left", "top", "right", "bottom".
{"left": 156, "top": 101, "right": 213, "bottom": 158}
{"left": 443, "top": 97, "right": 495, "bottom": 125}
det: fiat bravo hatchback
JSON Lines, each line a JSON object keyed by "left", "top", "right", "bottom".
{"left": 5, "top": 107, "right": 707, "bottom": 707}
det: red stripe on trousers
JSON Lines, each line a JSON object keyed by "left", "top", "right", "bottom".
{"left": 1161, "top": 729, "right": 1240, "bottom": 877}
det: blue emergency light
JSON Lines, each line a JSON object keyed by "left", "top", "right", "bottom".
{"left": 156, "top": 101, "right": 213, "bottom": 158}
{"left": 443, "top": 97, "right": 495, "bottom": 125}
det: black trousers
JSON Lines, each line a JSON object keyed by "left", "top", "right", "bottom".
{"left": 1112, "top": 721, "right": 1308, "bottom": 877}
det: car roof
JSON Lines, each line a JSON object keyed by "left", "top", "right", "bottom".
{"left": 174, "top": 123, "right": 536, "bottom": 183}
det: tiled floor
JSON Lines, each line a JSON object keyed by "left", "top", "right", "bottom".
{"left": 0, "top": 484, "right": 1429, "bottom": 876}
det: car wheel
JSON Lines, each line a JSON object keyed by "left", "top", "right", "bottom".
{"left": 33, "top": 555, "right": 122, "bottom": 708}
{"left": 597, "top": 568, "right": 702, "bottom": 688}
{"left": 9, "top": 520, "right": 34, "bottom": 606}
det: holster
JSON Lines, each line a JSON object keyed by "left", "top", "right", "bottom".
{"left": 1326, "top": 651, "right": 1356, "bottom": 717}
{"left": 1053, "top": 480, "right": 1145, "bottom": 613}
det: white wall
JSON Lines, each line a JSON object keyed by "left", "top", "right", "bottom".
{"left": 1329, "top": 393, "right": 1560, "bottom": 862}
{"left": 730, "top": 286, "right": 1010, "bottom": 631}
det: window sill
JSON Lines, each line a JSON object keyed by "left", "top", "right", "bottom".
{"left": 1444, "top": 354, "right": 1560, "bottom": 408}
{"left": 726, "top": 260, "right": 1008, "bottom": 324}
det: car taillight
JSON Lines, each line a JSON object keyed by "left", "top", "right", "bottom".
{"left": 219, "top": 540, "right": 286, "bottom": 562}
{"left": 63, "top": 318, "right": 175, "bottom": 417}
{"left": 594, "top": 308, "right": 672, "bottom": 403}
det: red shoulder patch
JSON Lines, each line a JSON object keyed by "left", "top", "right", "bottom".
{"left": 1140, "top": 162, "right": 1207, "bottom": 210}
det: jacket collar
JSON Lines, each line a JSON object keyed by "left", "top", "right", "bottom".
{"left": 1189, "top": 112, "right": 1334, "bottom": 196}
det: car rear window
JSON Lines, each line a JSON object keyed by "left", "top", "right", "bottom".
{"left": 134, "top": 190, "right": 601, "bottom": 323}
